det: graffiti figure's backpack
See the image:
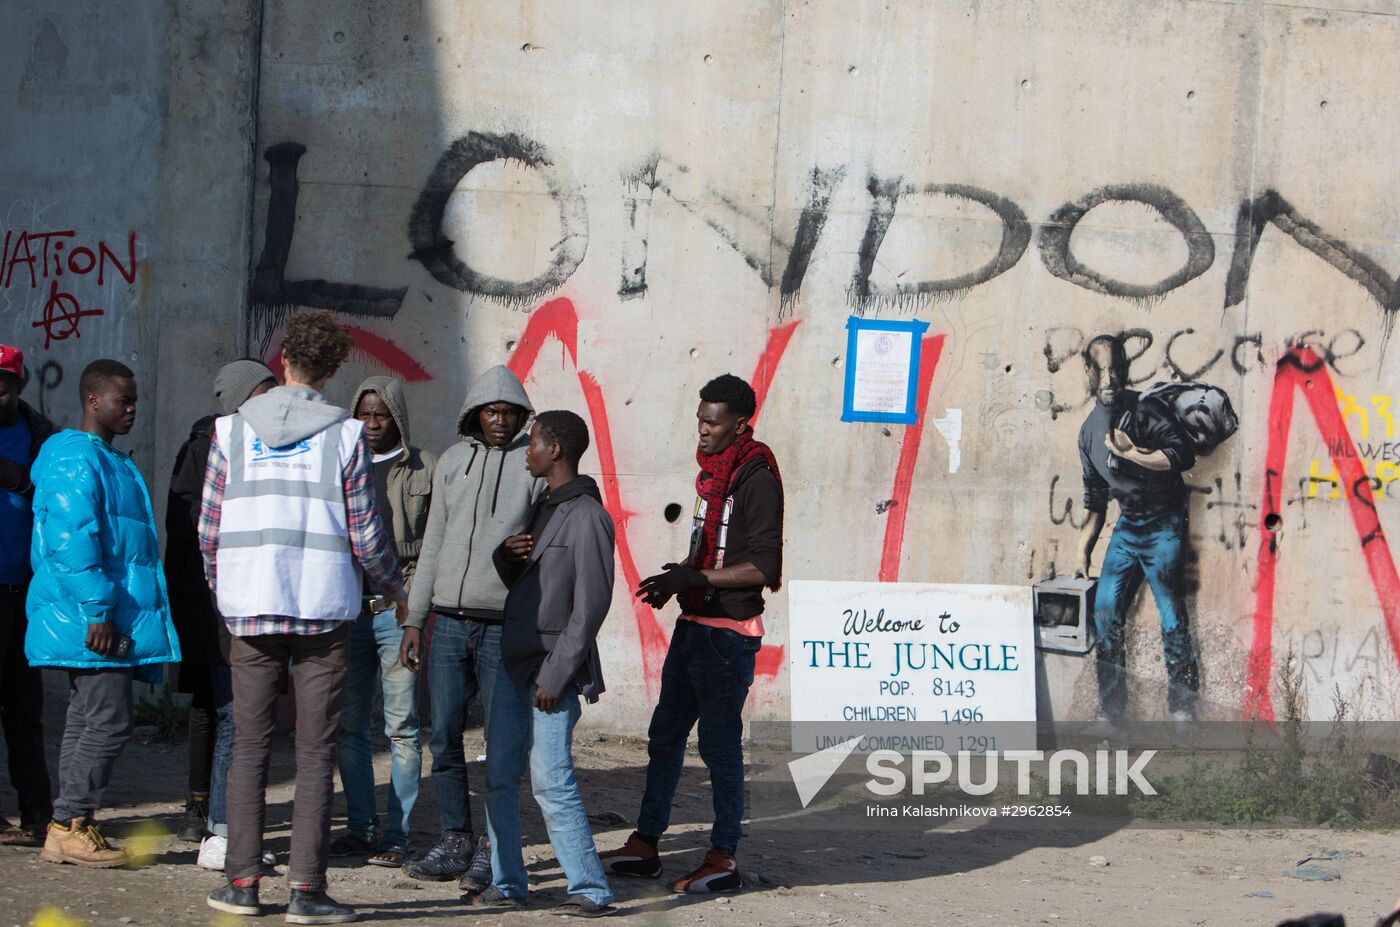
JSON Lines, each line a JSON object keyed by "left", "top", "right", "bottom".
{"left": 1121, "top": 381, "right": 1239, "bottom": 456}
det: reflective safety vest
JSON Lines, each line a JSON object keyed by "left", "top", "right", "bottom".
{"left": 213, "top": 414, "right": 363, "bottom": 621}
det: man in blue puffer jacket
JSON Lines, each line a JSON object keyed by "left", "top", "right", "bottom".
{"left": 26, "top": 358, "right": 179, "bottom": 867}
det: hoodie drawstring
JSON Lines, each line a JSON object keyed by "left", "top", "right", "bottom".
{"left": 491, "top": 450, "right": 506, "bottom": 517}
{"left": 463, "top": 445, "right": 480, "bottom": 481}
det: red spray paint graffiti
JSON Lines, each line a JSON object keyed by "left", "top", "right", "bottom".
{"left": 1, "top": 229, "right": 136, "bottom": 348}
{"left": 506, "top": 298, "right": 798, "bottom": 690}
{"left": 879, "top": 335, "right": 947, "bottom": 582}
{"left": 1243, "top": 346, "right": 1400, "bottom": 722}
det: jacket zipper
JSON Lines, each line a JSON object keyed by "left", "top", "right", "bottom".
{"left": 456, "top": 444, "right": 490, "bottom": 606}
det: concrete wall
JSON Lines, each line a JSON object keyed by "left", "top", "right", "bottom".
{"left": 5, "top": 0, "right": 1400, "bottom": 729}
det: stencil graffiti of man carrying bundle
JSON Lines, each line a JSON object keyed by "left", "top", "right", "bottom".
{"left": 1073, "top": 334, "right": 1238, "bottom": 735}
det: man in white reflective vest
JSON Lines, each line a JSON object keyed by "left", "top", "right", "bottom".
{"left": 198, "top": 311, "right": 406, "bottom": 925}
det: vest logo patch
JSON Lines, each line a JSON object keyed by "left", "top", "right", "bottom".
{"left": 250, "top": 436, "right": 314, "bottom": 461}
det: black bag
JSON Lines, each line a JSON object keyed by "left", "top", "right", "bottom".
{"left": 1121, "top": 381, "right": 1239, "bottom": 457}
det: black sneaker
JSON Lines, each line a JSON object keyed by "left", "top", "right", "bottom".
{"left": 467, "top": 886, "right": 523, "bottom": 911}
{"left": 207, "top": 882, "right": 261, "bottom": 916}
{"left": 180, "top": 795, "right": 210, "bottom": 843}
{"left": 286, "top": 889, "right": 357, "bottom": 925}
{"left": 403, "top": 834, "right": 470, "bottom": 881}
{"left": 456, "top": 834, "right": 493, "bottom": 893}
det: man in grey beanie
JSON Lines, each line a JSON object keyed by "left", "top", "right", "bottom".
{"left": 166, "top": 358, "right": 277, "bottom": 864}
{"left": 214, "top": 360, "right": 281, "bottom": 418}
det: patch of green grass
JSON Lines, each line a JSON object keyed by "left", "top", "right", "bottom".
{"left": 1127, "top": 648, "right": 1397, "bottom": 826}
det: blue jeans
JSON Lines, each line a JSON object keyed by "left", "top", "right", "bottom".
{"left": 206, "top": 666, "right": 234, "bottom": 837}
{"left": 338, "top": 606, "right": 421, "bottom": 849}
{"left": 637, "top": 621, "right": 758, "bottom": 856}
{"left": 426, "top": 617, "right": 500, "bottom": 837}
{"left": 1094, "top": 511, "right": 1200, "bottom": 717}
{"left": 485, "top": 672, "right": 611, "bottom": 905}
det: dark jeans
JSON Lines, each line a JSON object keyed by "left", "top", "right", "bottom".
{"left": 0, "top": 587, "right": 50, "bottom": 828}
{"left": 1094, "top": 511, "right": 1200, "bottom": 717}
{"left": 206, "top": 666, "right": 234, "bottom": 836}
{"left": 54, "top": 668, "right": 133, "bottom": 823}
{"left": 227, "top": 626, "right": 348, "bottom": 888}
{"left": 426, "top": 616, "right": 499, "bottom": 837}
{"left": 637, "top": 621, "right": 758, "bottom": 856}
{"left": 187, "top": 668, "right": 218, "bottom": 796}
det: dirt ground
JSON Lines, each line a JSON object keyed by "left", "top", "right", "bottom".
{"left": 1, "top": 689, "right": 1397, "bottom": 927}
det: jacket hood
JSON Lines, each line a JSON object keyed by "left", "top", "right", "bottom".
{"left": 352, "top": 376, "right": 412, "bottom": 459}
{"left": 543, "top": 475, "right": 602, "bottom": 509}
{"left": 238, "top": 385, "right": 349, "bottom": 447}
{"left": 458, "top": 365, "right": 534, "bottom": 442}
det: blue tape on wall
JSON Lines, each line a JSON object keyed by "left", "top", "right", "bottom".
{"left": 841, "top": 316, "right": 930, "bottom": 424}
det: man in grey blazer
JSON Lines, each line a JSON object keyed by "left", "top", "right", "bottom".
{"left": 470, "top": 410, "right": 615, "bottom": 916}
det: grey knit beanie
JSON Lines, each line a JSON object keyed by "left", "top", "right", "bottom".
{"left": 214, "top": 359, "right": 277, "bottom": 415}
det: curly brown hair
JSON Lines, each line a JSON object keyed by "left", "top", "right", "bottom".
{"left": 281, "top": 311, "right": 354, "bottom": 383}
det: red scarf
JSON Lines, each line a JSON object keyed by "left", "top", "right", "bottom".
{"left": 687, "top": 431, "right": 783, "bottom": 608}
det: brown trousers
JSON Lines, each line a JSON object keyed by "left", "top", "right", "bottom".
{"left": 227, "top": 625, "right": 349, "bottom": 887}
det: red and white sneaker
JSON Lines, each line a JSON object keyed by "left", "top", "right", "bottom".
{"left": 669, "top": 848, "right": 741, "bottom": 894}
{"left": 598, "top": 831, "right": 662, "bottom": 878}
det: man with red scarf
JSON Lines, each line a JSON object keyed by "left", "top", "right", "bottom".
{"left": 600, "top": 374, "right": 782, "bottom": 895}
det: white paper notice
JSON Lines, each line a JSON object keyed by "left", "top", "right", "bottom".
{"left": 850, "top": 328, "right": 914, "bottom": 415}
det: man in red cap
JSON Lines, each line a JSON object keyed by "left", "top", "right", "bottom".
{"left": 0, "top": 345, "right": 56, "bottom": 847}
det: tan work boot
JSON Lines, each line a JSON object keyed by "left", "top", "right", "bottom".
{"left": 41, "top": 817, "right": 127, "bottom": 868}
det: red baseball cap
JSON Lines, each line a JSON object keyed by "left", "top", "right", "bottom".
{"left": 0, "top": 346, "right": 22, "bottom": 380}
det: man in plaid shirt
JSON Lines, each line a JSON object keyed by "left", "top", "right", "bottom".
{"left": 199, "top": 312, "right": 404, "bottom": 926}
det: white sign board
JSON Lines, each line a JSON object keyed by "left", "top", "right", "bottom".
{"left": 789, "top": 580, "right": 1036, "bottom": 753}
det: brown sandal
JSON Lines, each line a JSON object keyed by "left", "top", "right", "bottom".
{"left": 0, "top": 822, "right": 43, "bottom": 847}
{"left": 367, "top": 848, "right": 406, "bottom": 868}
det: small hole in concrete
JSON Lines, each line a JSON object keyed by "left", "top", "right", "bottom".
{"left": 1320, "top": 100, "right": 1328, "bottom": 109}
{"left": 690, "top": 348, "right": 700, "bottom": 359}
{"left": 333, "top": 31, "right": 345, "bottom": 43}
{"left": 1264, "top": 513, "right": 1282, "bottom": 532}
{"left": 848, "top": 65, "right": 858, "bottom": 76}
{"left": 831, "top": 356, "right": 841, "bottom": 367}
{"left": 506, "top": 340, "right": 517, "bottom": 352}
{"left": 704, "top": 54, "right": 713, "bottom": 64}
{"left": 522, "top": 42, "right": 533, "bottom": 52}
{"left": 881, "top": 427, "right": 892, "bottom": 437}
{"left": 664, "top": 503, "right": 683, "bottom": 523}
{"left": 1187, "top": 90, "right": 1195, "bottom": 100}
{"left": 1005, "top": 364, "right": 1013, "bottom": 373}
{"left": 402, "top": 34, "right": 410, "bottom": 42}
{"left": 1020, "top": 79, "right": 1030, "bottom": 90}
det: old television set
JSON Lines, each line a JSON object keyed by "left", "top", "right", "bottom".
{"left": 1033, "top": 576, "right": 1096, "bottom": 655}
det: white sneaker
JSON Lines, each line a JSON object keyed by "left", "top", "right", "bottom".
{"left": 198, "top": 835, "right": 275, "bottom": 871}
{"left": 198, "top": 835, "right": 226, "bottom": 870}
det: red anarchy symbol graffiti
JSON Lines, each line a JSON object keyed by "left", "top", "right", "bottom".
{"left": 32, "top": 280, "right": 104, "bottom": 349}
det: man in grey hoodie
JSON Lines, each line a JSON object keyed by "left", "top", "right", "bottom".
{"left": 399, "top": 365, "right": 541, "bottom": 888}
